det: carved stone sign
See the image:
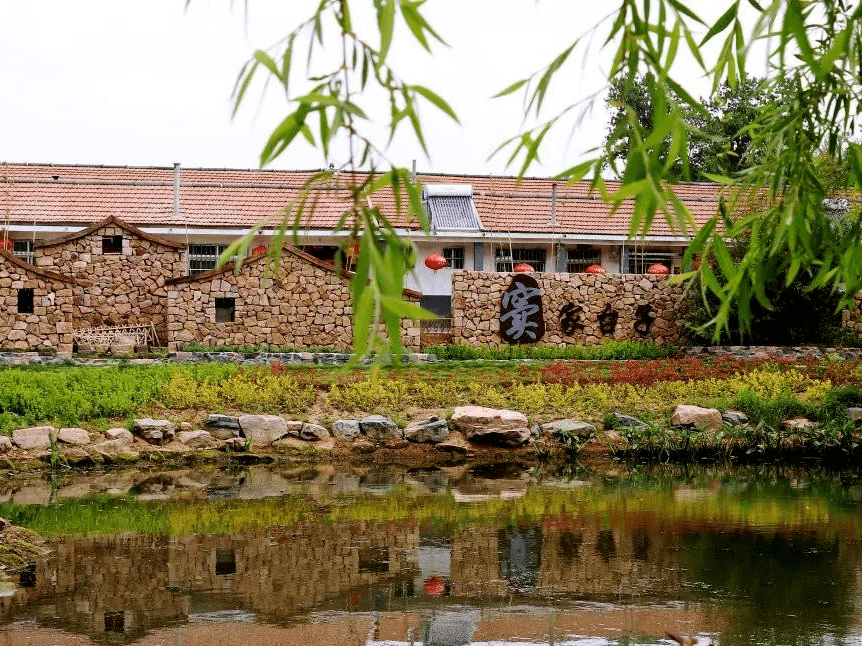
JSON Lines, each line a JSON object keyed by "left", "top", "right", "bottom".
{"left": 634, "top": 303, "right": 656, "bottom": 336}
{"left": 559, "top": 303, "right": 585, "bottom": 335}
{"left": 500, "top": 275, "right": 544, "bottom": 343}
{"left": 597, "top": 303, "right": 619, "bottom": 335}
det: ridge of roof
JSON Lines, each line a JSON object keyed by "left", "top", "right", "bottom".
{"left": 0, "top": 249, "right": 79, "bottom": 284}
{"left": 0, "top": 161, "right": 723, "bottom": 187}
{"left": 166, "top": 243, "right": 423, "bottom": 299}
{"left": 34, "top": 215, "right": 187, "bottom": 250}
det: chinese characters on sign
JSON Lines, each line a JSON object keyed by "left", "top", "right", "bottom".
{"left": 634, "top": 303, "right": 656, "bottom": 336}
{"left": 597, "top": 304, "right": 619, "bottom": 334}
{"left": 500, "top": 275, "right": 545, "bottom": 343}
{"left": 559, "top": 303, "right": 585, "bottom": 335}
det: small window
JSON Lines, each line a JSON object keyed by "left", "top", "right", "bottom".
{"left": 494, "top": 248, "right": 546, "bottom": 272}
{"left": 17, "top": 289, "right": 34, "bottom": 314}
{"left": 12, "top": 240, "right": 34, "bottom": 264}
{"left": 188, "top": 244, "right": 232, "bottom": 274}
{"left": 566, "top": 246, "right": 602, "bottom": 273}
{"left": 104, "top": 611, "right": 125, "bottom": 633}
{"left": 215, "top": 549, "right": 236, "bottom": 575}
{"left": 102, "top": 235, "right": 123, "bottom": 254}
{"left": 443, "top": 247, "right": 465, "bottom": 270}
{"left": 215, "top": 298, "right": 235, "bottom": 323}
{"left": 627, "top": 251, "right": 674, "bottom": 274}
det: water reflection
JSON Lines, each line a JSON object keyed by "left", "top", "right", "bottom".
{"left": 0, "top": 463, "right": 858, "bottom": 645}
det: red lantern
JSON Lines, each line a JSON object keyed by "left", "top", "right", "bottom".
{"left": 647, "top": 263, "right": 669, "bottom": 275}
{"left": 424, "top": 252, "right": 448, "bottom": 272}
{"left": 423, "top": 576, "right": 446, "bottom": 597}
{"left": 252, "top": 244, "right": 267, "bottom": 255}
{"left": 0, "top": 239, "right": 13, "bottom": 251}
{"left": 585, "top": 264, "right": 606, "bottom": 274}
{"left": 513, "top": 263, "right": 535, "bottom": 273}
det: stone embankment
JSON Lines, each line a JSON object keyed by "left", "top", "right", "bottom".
{"left": 1, "top": 403, "right": 860, "bottom": 471}
{"left": 0, "top": 351, "right": 437, "bottom": 367}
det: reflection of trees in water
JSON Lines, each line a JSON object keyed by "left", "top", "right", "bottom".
{"left": 675, "top": 531, "right": 857, "bottom": 646}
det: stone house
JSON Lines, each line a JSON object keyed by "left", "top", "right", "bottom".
{"left": 33, "top": 215, "right": 187, "bottom": 343}
{"left": 0, "top": 249, "right": 76, "bottom": 355}
{"left": 165, "top": 245, "right": 422, "bottom": 351}
{"left": 0, "top": 163, "right": 722, "bottom": 318}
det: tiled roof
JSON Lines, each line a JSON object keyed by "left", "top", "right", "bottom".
{"left": 0, "top": 162, "right": 725, "bottom": 237}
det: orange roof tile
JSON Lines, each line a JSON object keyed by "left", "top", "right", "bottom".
{"left": 0, "top": 162, "right": 724, "bottom": 237}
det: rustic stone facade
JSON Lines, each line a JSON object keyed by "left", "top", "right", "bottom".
{"left": 166, "top": 246, "right": 421, "bottom": 351}
{"left": 33, "top": 216, "right": 186, "bottom": 343}
{"left": 0, "top": 250, "right": 76, "bottom": 355}
{"left": 452, "top": 270, "right": 687, "bottom": 346}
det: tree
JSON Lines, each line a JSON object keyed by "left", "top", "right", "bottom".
{"left": 224, "top": 0, "right": 862, "bottom": 351}
{"left": 604, "top": 73, "right": 685, "bottom": 181}
{"left": 605, "top": 73, "right": 790, "bottom": 182}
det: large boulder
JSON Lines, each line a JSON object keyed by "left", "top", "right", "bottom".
{"left": 299, "top": 423, "right": 330, "bottom": 441}
{"left": 671, "top": 405, "right": 723, "bottom": 431}
{"left": 205, "top": 414, "right": 242, "bottom": 440}
{"left": 613, "top": 413, "right": 647, "bottom": 428}
{"left": 404, "top": 417, "right": 449, "bottom": 443}
{"left": 332, "top": 420, "right": 361, "bottom": 441}
{"left": 722, "top": 410, "right": 750, "bottom": 426}
{"left": 12, "top": 426, "right": 56, "bottom": 450}
{"left": 104, "top": 428, "right": 134, "bottom": 445}
{"left": 450, "top": 406, "right": 530, "bottom": 447}
{"left": 238, "top": 414, "right": 288, "bottom": 447}
{"left": 57, "top": 427, "right": 91, "bottom": 446}
{"left": 134, "top": 419, "right": 175, "bottom": 445}
{"left": 360, "top": 415, "right": 402, "bottom": 442}
{"left": 176, "top": 430, "right": 216, "bottom": 449}
{"left": 538, "top": 419, "right": 596, "bottom": 439}
{"left": 88, "top": 439, "right": 139, "bottom": 459}
{"left": 435, "top": 431, "right": 472, "bottom": 455}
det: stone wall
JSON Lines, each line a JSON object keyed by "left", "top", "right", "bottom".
{"left": 451, "top": 270, "right": 687, "bottom": 347}
{"left": 166, "top": 246, "right": 421, "bottom": 351}
{"left": 0, "top": 251, "right": 76, "bottom": 356}
{"left": 33, "top": 216, "right": 186, "bottom": 343}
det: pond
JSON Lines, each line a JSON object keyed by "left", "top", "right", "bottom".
{"left": 0, "top": 462, "right": 859, "bottom": 645}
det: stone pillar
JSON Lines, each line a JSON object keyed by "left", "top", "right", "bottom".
{"left": 473, "top": 242, "right": 484, "bottom": 271}
{"left": 555, "top": 245, "right": 567, "bottom": 273}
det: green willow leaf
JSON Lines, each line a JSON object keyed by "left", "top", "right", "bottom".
{"left": 411, "top": 85, "right": 459, "bottom": 122}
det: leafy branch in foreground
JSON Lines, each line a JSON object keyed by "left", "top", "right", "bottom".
{"left": 226, "top": 0, "right": 862, "bottom": 349}
{"left": 225, "top": 0, "right": 455, "bottom": 360}
{"left": 498, "top": 1, "right": 862, "bottom": 342}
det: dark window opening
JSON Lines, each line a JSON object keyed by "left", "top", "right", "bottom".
{"left": 566, "top": 246, "right": 602, "bottom": 273}
{"left": 102, "top": 235, "right": 123, "bottom": 254}
{"left": 19, "top": 564, "right": 35, "bottom": 588}
{"left": 188, "top": 244, "right": 230, "bottom": 274}
{"left": 12, "top": 240, "right": 34, "bottom": 264}
{"left": 358, "top": 546, "right": 389, "bottom": 573}
{"left": 627, "top": 251, "right": 675, "bottom": 274}
{"left": 215, "top": 298, "right": 235, "bottom": 323}
{"left": 104, "top": 611, "right": 125, "bottom": 633}
{"left": 443, "top": 247, "right": 465, "bottom": 270}
{"left": 495, "top": 248, "right": 546, "bottom": 272}
{"left": 17, "top": 289, "right": 34, "bottom": 314}
{"left": 215, "top": 549, "right": 236, "bottom": 575}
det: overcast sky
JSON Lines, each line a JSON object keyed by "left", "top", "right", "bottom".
{"left": 0, "top": 1, "right": 743, "bottom": 176}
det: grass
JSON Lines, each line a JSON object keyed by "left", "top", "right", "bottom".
{"left": 425, "top": 341, "right": 678, "bottom": 361}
